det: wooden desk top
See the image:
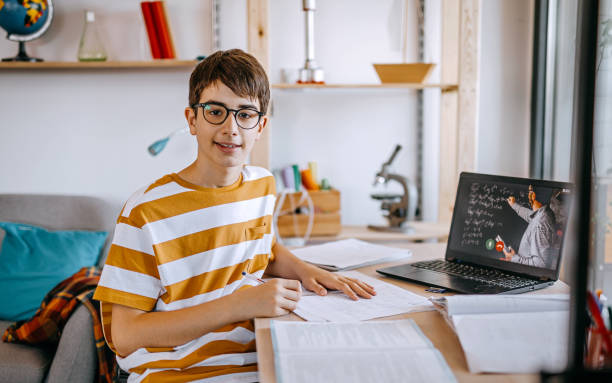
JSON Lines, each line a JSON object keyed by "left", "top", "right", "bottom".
{"left": 309, "top": 222, "right": 450, "bottom": 243}
{"left": 255, "top": 242, "right": 569, "bottom": 383}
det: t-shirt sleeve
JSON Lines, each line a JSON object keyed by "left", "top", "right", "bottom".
{"left": 93, "top": 217, "right": 162, "bottom": 312}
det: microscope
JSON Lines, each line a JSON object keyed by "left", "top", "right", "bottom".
{"left": 367, "top": 145, "right": 418, "bottom": 233}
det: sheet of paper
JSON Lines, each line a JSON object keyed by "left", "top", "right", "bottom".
{"left": 293, "top": 270, "right": 433, "bottom": 322}
{"left": 271, "top": 319, "right": 457, "bottom": 383}
{"left": 452, "top": 310, "right": 569, "bottom": 373}
{"left": 291, "top": 238, "right": 411, "bottom": 270}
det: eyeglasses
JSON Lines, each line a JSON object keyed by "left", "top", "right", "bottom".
{"left": 191, "top": 102, "right": 264, "bottom": 130}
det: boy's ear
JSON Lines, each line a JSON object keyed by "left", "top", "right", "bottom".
{"left": 185, "top": 107, "right": 197, "bottom": 135}
{"left": 254, "top": 116, "right": 268, "bottom": 140}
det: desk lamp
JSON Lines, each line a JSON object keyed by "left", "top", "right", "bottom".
{"left": 147, "top": 127, "right": 188, "bottom": 156}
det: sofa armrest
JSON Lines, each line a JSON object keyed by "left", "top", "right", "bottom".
{"left": 45, "top": 304, "right": 97, "bottom": 383}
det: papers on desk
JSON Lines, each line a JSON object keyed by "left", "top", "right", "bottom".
{"left": 291, "top": 238, "right": 411, "bottom": 271}
{"left": 294, "top": 270, "right": 433, "bottom": 322}
{"left": 271, "top": 319, "right": 457, "bottom": 383}
{"left": 432, "top": 294, "right": 570, "bottom": 374}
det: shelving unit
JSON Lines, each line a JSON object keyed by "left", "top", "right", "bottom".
{"left": 248, "top": 0, "right": 481, "bottom": 224}
{"left": 271, "top": 83, "right": 458, "bottom": 92}
{"left": 0, "top": 60, "right": 198, "bottom": 69}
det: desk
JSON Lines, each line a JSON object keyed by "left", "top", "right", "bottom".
{"left": 309, "top": 222, "right": 450, "bottom": 244}
{"left": 255, "top": 242, "right": 569, "bottom": 383}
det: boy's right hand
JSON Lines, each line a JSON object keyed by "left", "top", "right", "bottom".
{"left": 237, "top": 278, "right": 302, "bottom": 318}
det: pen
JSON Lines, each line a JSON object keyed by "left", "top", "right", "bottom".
{"left": 242, "top": 271, "right": 264, "bottom": 285}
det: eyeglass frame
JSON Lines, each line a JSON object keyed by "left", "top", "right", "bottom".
{"left": 190, "top": 102, "right": 265, "bottom": 130}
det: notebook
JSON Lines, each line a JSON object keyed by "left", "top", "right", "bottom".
{"left": 291, "top": 238, "right": 411, "bottom": 271}
{"left": 377, "top": 172, "right": 573, "bottom": 294}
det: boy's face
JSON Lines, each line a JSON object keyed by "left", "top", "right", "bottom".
{"left": 185, "top": 81, "right": 267, "bottom": 170}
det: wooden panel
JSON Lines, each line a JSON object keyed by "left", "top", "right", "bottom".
{"left": 276, "top": 190, "right": 341, "bottom": 237}
{"left": 247, "top": 0, "right": 270, "bottom": 169}
{"left": 277, "top": 190, "right": 340, "bottom": 213}
{"left": 606, "top": 185, "right": 612, "bottom": 264}
{"left": 272, "top": 83, "right": 458, "bottom": 91}
{"left": 439, "top": 0, "right": 461, "bottom": 223}
{"left": 277, "top": 212, "right": 341, "bottom": 237}
{"left": 0, "top": 60, "right": 198, "bottom": 69}
{"left": 457, "top": 0, "right": 481, "bottom": 173}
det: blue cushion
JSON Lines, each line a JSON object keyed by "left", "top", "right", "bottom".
{"left": 0, "top": 222, "right": 107, "bottom": 321}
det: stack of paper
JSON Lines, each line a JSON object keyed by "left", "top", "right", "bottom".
{"left": 432, "top": 294, "right": 570, "bottom": 374}
{"left": 294, "top": 270, "right": 432, "bottom": 322}
{"left": 291, "top": 238, "right": 411, "bottom": 271}
{"left": 271, "top": 319, "right": 456, "bottom": 383}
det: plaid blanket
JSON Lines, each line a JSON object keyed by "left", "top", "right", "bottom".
{"left": 2, "top": 267, "right": 115, "bottom": 383}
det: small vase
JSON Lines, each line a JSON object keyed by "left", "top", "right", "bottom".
{"left": 77, "top": 10, "right": 107, "bottom": 62}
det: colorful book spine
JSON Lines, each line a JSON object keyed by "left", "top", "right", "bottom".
{"left": 140, "top": 2, "right": 162, "bottom": 59}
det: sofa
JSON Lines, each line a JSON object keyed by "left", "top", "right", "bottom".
{"left": 0, "top": 194, "right": 119, "bottom": 383}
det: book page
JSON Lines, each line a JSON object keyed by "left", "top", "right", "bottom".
{"left": 291, "top": 238, "right": 411, "bottom": 270}
{"left": 272, "top": 319, "right": 432, "bottom": 351}
{"left": 271, "top": 319, "right": 456, "bottom": 383}
{"left": 276, "top": 349, "right": 455, "bottom": 383}
{"left": 294, "top": 271, "right": 432, "bottom": 322}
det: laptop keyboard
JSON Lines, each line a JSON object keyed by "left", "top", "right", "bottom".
{"left": 411, "top": 260, "right": 540, "bottom": 289}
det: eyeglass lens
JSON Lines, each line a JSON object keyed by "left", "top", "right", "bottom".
{"left": 202, "top": 104, "right": 260, "bottom": 129}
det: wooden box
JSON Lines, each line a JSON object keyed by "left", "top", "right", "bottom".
{"left": 276, "top": 189, "right": 341, "bottom": 237}
{"left": 373, "top": 63, "right": 436, "bottom": 83}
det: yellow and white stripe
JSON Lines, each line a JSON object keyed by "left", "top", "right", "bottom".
{"left": 93, "top": 166, "right": 275, "bottom": 382}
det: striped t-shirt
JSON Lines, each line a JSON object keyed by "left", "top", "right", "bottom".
{"left": 93, "top": 166, "right": 276, "bottom": 383}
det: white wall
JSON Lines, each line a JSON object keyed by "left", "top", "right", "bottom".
{"left": 476, "top": 0, "right": 533, "bottom": 178}
{"left": 0, "top": 0, "right": 533, "bottom": 226}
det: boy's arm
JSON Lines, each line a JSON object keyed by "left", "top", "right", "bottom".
{"left": 111, "top": 278, "right": 301, "bottom": 356}
{"left": 265, "top": 242, "right": 376, "bottom": 301}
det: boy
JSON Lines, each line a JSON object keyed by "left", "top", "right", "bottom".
{"left": 93, "top": 49, "right": 375, "bottom": 383}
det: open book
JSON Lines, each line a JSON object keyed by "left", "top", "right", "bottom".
{"left": 291, "top": 238, "right": 411, "bottom": 271}
{"left": 271, "top": 319, "right": 456, "bottom": 383}
{"left": 431, "top": 294, "right": 570, "bottom": 374}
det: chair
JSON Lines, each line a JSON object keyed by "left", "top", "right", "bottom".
{"left": 0, "top": 194, "right": 118, "bottom": 383}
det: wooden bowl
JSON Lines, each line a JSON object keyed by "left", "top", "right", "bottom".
{"left": 373, "top": 63, "right": 436, "bottom": 83}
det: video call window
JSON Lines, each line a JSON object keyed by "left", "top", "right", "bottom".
{"left": 449, "top": 181, "right": 572, "bottom": 271}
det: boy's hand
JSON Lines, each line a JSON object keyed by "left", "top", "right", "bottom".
{"left": 299, "top": 265, "right": 376, "bottom": 301}
{"left": 239, "top": 278, "right": 302, "bottom": 317}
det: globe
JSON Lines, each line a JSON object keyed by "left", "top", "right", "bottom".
{"left": 0, "top": 0, "right": 54, "bottom": 62}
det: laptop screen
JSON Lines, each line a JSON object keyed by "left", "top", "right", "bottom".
{"left": 446, "top": 172, "right": 572, "bottom": 281}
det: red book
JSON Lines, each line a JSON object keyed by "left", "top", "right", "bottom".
{"left": 160, "top": 0, "right": 176, "bottom": 58}
{"left": 140, "top": 2, "right": 162, "bottom": 59}
{"left": 150, "top": 1, "right": 175, "bottom": 59}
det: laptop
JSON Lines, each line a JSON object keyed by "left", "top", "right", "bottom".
{"left": 377, "top": 172, "right": 573, "bottom": 294}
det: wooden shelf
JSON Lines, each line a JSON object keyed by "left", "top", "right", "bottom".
{"left": 271, "top": 83, "right": 458, "bottom": 92}
{"left": 0, "top": 60, "right": 198, "bottom": 69}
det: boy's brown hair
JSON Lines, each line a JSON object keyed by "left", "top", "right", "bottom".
{"left": 189, "top": 49, "right": 270, "bottom": 114}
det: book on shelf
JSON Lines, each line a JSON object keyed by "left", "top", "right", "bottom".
{"left": 140, "top": 1, "right": 176, "bottom": 59}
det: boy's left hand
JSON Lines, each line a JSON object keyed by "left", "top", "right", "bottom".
{"left": 299, "top": 265, "right": 376, "bottom": 301}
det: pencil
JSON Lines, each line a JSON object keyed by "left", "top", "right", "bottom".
{"left": 242, "top": 271, "right": 264, "bottom": 285}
